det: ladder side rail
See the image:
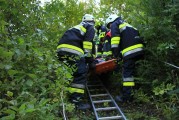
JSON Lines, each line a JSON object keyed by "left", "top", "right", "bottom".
{"left": 102, "top": 84, "right": 127, "bottom": 120}
{"left": 86, "top": 84, "right": 100, "bottom": 120}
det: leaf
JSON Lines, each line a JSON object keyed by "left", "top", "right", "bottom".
{"left": 19, "top": 103, "right": 26, "bottom": 111}
{"left": 25, "top": 80, "right": 34, "bottom": 87}
{"left": 8, "top": 70, "right": 19, "bottom": 76}
{"left": 27, "top": 73, "right": 37, "bottom": 79}
{"left": 3, "top": 109, "right": 16, "bottom": 114}
{"left": 18, "top": 37, "right": 24, "bottom": 45}
{"left": 7, "top": 91, "right": 13, "bottom": 97}
{"left": 26, "top": 108, "right": 36, "bottom": 113}
{"left": 1, "top": 113, "right": 15, "bottom": 120}
{"left": 4, "top": 65, "right": 12, "bottom": 70}
{"left": 39, "top": 98, "right": 50, "bottom": 106}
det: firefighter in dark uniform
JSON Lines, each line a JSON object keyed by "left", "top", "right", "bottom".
{"left": 106, "top": 14, "right": 144, "bottom": 102}
{"left": 57, "top": 14, "right": 95, "bottom": 110}
{"left": 103, "top": 30, "right": 112, "bottom": 59}
{"left": 95, "top": 21, "right": 107, "bottom": 58}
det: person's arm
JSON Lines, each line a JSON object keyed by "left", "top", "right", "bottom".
{"left": 111, "top": 23, "right": 120, "bottom": 58}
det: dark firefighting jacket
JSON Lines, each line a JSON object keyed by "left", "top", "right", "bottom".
{"left": 96, "top": 25, "right": 107, "bottom": 57}
{"left": 111, "top": 17, "right": 144, "bottom": 60}
{"left": 103, "top": 30, "right": 112, "bottom": 57}
{"left": 57, "top": 22, "right": 95, "bottom": 56}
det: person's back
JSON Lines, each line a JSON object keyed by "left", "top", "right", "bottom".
{"left": 110, "top": 17, "right": 144, "bottom": 60}
{"left": 57, "top": 20, "right": 95, "bottom": 56}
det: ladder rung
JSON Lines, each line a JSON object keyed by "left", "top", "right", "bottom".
{"left": 96, "top": 107, "right": 117, "bottom": 111}
{"left": 99, "top": 116, "right": 123, "bottom": 120}
{"left": 93, "top": 100, "right": 112, "bottom": 103}
{"left": 89, "top": 89, "right": 104, "bottom": 92}
{"left": 91, "top": 94, "right": 108, "bottom": 97}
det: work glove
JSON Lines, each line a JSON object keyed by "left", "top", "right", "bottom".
{"left": 88, "top": 62, "right": 96, "bottom": 70}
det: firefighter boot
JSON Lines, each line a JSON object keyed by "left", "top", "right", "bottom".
{"left": 115, "top": 86, "right": 133, "bottom": 102}
{"left": 70, "top": 93, "right": 91, "bottom": 110}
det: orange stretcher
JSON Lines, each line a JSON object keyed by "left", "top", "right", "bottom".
{"left": 95, "top": 59, "right": 117, "bottom": 74}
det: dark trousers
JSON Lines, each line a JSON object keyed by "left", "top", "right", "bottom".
{"left": 57, "top": 51, "right": 88, "bottom": 103}
{"left": 123, "top": 58, "right": 136, "bottom": 78}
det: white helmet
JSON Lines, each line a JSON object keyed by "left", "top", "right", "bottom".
{"left": 82, "top": 14, "right": 95, "bottom": 22}
{"left": 106, "top": 14, "right": 118, "bottom": 28}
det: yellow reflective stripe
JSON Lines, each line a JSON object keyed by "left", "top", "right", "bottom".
{"left": 119, "top": 22, "right": 128, "bottom": 29}
{"left": 108, "top": 51, "right": 112, "bottom": 55}
{"left": 99, "top": 32, "right": 105, "bottom": 38}
{"left": 119, "top": 22, "right": 137, "bottom": 31}
{"left": 68, "top": 87, "right": 84, "bottom": 94}
{"left": 105, "top": 40, "right": 108, "bottom": 43}
{"left": 83, "top": 41, "right": 92, "bottom": 49}
{"left": 57, "top": 44, "right": 84, "bottom": 54}
{"left": 123, "top": 82, "right": 135, "bottom": 86}
{"left": 80, "top": 25, "right": 86, "bottom": 33}
{"left": 97, "top": 52, "right": 102, "bottom": 55}
{"left": 103, "top": 52, "right": 108, "bottom": 55}
{"left": 122, "top": 44, "right": 143, "bottom": 55}
{"left": 111, "top": 37, "right": 120, "bottom": 45}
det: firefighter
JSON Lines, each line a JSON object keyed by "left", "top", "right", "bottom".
{"left": 105, "top": 14, "right": 144, "bottom": 102}
{"left": 57, "top": 14, "right": 95, "bottom": 110}
{"left": 95, "top": 20, "right": 107, "bottom": 58}
{"left": 103, "top": 30, "right": 112, "bottom": 60}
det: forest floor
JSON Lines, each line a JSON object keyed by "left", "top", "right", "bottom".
{"left": 72, "top": 96, "right": 164, "bottom": 120}
{"left": 70, "top": 73, "right": 166, "bottom": 120}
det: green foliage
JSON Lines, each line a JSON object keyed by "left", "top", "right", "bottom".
{"left": 0, "top": 0, "right": 179, "bottom": 119}
{"left": 152, "top": 82, "right": 175, "bottom": 95}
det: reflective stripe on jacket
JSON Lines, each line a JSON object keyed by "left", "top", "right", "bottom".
{"left": 57, "top": 22, "right": 95, "bottom": 56}
{"left": 111, "top": 17, "right": 144, "bottom": 60}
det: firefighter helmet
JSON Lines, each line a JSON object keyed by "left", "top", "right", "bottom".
{"left": 82, "top": 14, "right": 95, "bottom": 25}
{"left": 106, "top": 14, "right": 118, "bottom": 28}
{"left": 82, "top": 14, "right": 95, "bottom": 22}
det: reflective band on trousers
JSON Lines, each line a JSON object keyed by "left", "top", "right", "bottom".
{"left": 68, "top": 87, "right": 84, "bottom": 94}
{"left": 123, "top": 77, "right": 134, "bottom": 81}
{"left": 123, "top": 82, "right": 135, "bottom": 86}
{"left": 73, "top": 25, "right": 86, "bottom": 35}
{"left": 122, "top": 44, "right": 143, "bottom": 55}
{"left": 71, "top": 83, "right": 85, "bottom": 89}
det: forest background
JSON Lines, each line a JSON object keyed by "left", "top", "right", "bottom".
{"left": 0, "top": 0, "right": 179, "bottom": 119}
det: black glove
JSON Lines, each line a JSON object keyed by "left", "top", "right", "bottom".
{"left": 84, "top": 52, "right": 94, "bottom": 64}
{"left": 89, "top": 62, "right": 96, "bottom": 70}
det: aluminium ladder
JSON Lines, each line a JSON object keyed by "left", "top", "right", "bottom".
{"left": 86, "top": 76, "right": 127, "bottom": 120}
